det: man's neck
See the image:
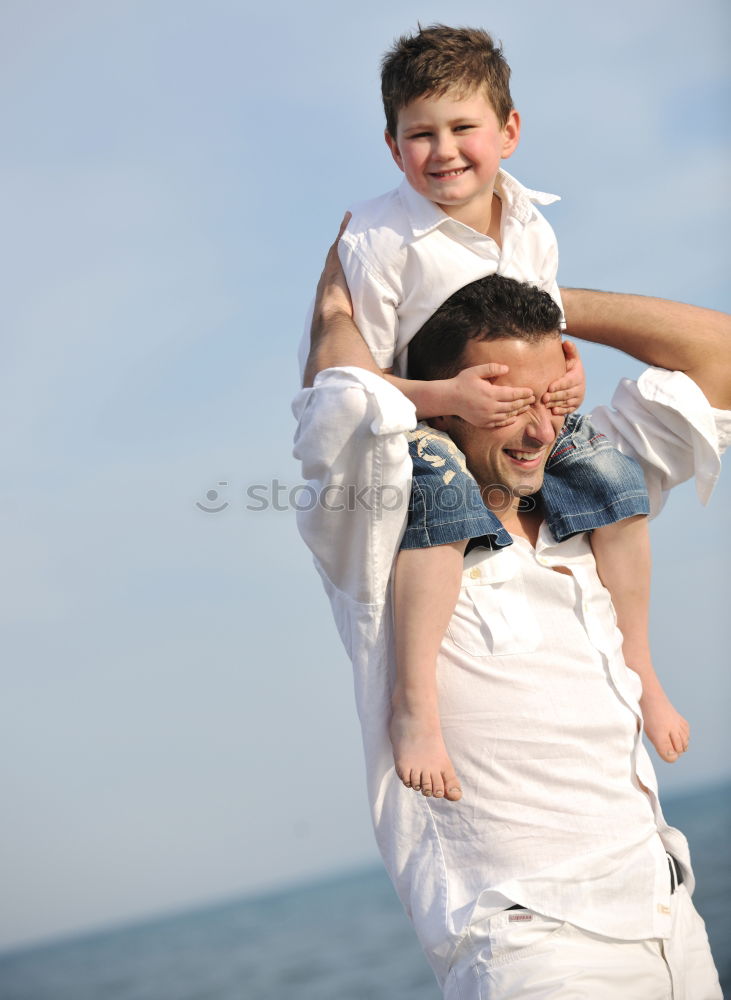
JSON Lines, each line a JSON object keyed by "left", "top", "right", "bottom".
{"left": 495, "top": 502, "right": 544, "bottom": 548}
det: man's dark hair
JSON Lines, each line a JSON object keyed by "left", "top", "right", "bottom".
{"left": 381, "top": 24, "right": 513, "bottom": 138}
{"left": 407, "top": 274, "right": 563, "bottom": 381}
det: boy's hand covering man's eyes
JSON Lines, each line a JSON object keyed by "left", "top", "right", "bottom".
{"left": 449, "top": 364, "right": 535, "bottom": 428}
{"left": 542, "top": 340, "right": 586, "bottom": 414}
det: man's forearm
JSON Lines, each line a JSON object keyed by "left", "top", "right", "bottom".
{"left": 561, "top": 288, "right": 731, "bottom": 409}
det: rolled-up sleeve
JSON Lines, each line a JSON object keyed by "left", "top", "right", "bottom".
{"left": 589, "top": 367, "right": 731, "bottom": 518}
{"left": 292, "top": 367, "right": 416, "bottom": 606}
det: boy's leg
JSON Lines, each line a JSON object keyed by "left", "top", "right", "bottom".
{"left": 541, "top": 415, "right": 688, "bottom": 765}
{"left": 391, "top": 542, "right": 465, "bottom": 801}
{"left": 393, "top": 423, "right": 512, "bottom": 802}
{"left": 591, "top": 516, "right": 690, "bottom": 763}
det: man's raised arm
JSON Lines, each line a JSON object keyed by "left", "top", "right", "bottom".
{"left": 561, "top": 288, "right": 731, "bottom": 409}
{"left": 302, "top": 215, "right": 381, "bottom": 388}
{"left": 559, "top": 288, "right": 731, "bottom": 517}
{"left": 294, "top": 221, "right": 415, "bottom": 617}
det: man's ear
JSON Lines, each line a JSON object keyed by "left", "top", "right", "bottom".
{"left": 385, "top": 130, "right": 405, "bottom": 172}
{"left": 500, "top": 109, "right": 521, "bottom": 160}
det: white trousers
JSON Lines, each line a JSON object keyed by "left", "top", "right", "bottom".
{"left": 444, "top": 886, "right": 722, "bottom": 1000}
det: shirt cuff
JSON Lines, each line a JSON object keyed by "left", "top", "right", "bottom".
{"left": 711, "top": 406, "right": 731, "bottom": 454}
{"left": 627, "top": 367, "right": 724, "bottom": 505}
{"left": 303, "top": 366, "right": 417, "bottom": 436}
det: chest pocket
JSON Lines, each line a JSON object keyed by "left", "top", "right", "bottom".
{"left": 447, "top": 576, "right": 542, "bottom": 657}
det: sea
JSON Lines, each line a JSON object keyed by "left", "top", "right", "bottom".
{"left": 1, "top": 782, "right": 729, "bottom": 1000}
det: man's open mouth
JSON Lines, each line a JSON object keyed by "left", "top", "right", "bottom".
{"left": 504, "top": 449, "right": 544, "bottom": 466}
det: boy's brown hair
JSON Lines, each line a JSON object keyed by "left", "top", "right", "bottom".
{"left": 381, "top": 24, "right": 514, "bottom": 138}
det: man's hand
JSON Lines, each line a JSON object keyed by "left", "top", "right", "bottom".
{"left": 449, "top": 364, "right": 535, "bottom": 428}
{"left": 542, "top": 340, "right": 586, "bottom": 415}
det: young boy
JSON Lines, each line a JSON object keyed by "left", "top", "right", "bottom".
{"left": 302, "top": 25, "right": 689, "bottom": 800}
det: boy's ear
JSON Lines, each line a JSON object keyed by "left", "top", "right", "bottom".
{"left": 500, "top": 109, "right": 521, "bottom": 160}
{"left": 385, "top": 130, "right": 405, "bottom": 172}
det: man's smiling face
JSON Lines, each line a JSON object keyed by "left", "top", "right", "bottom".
{"left": 433, "top": 336, "right": 566, "bottom": 518}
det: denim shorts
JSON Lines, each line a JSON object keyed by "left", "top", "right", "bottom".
{"left": 400, "top": 414, "right": 650, "bottom": 550}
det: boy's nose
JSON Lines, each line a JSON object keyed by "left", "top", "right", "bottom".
{"left": 433, "top": 132, "right": 458, "bottom": 160}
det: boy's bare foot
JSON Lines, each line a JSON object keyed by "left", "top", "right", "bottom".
{"left": 640, "top": 689, "right": 690, "bottom": 763}
{"left": 389, "top": 700, "right": 462, "bottom": 801}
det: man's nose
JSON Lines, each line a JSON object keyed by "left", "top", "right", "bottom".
{"left": 524, "top": 406, "right": 556, "bottom": 445}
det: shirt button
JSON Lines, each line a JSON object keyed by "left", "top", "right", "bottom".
{"left": 469, "top": 567, "right": 481, "bottom": 579}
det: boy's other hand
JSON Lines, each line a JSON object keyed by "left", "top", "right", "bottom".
{"left": 542, "top": 340, "right": 586, "bottom": 414}
{"left": 450, "top": 364, "right": 535, "bottom": 428}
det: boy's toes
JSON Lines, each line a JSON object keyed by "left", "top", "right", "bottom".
{"left": 657, "top": 739, "right": 679, "bottom": 762}
{"left": 430, "top": 773, "right": 446, "bottom": 798}
{"left": 396, "top": 764, "right": 413, "bottom": 788}
{"left": 443, "top": 770, "right": 462, "bottom": 801}
{"left": 394, "top": 757, "right": 461, "bottom": 800}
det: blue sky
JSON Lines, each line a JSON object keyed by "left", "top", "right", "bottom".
{"left": 1, "top": 0, "right": 729, "bottom": 952}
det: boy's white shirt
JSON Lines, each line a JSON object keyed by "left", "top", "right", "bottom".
{"left": 298, "top": 168, "right": 562, "bottom": 380}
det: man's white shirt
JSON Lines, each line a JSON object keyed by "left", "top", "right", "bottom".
{"left": 292, "top": 365, "right": 729, "bottom": 987}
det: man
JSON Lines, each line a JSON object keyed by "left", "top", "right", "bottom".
{"left": 293, "top": 224, "right": 730, "bottom": 998}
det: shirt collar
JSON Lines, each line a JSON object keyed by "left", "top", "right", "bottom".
{"left": 398, "top": 178, "right": 450, "bottom": 237}
{"left": 466, "top": 519, "right": 595, "bottom": 566}
{"left": 495, "top": 168, "right": 561, "bottom": 224}
{"left": 398, "top": 169, "right": 560, "bottom": 240}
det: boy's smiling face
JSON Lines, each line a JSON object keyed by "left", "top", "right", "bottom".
{"left": 385, "top": 88, "right": 520, "bottom": 226}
